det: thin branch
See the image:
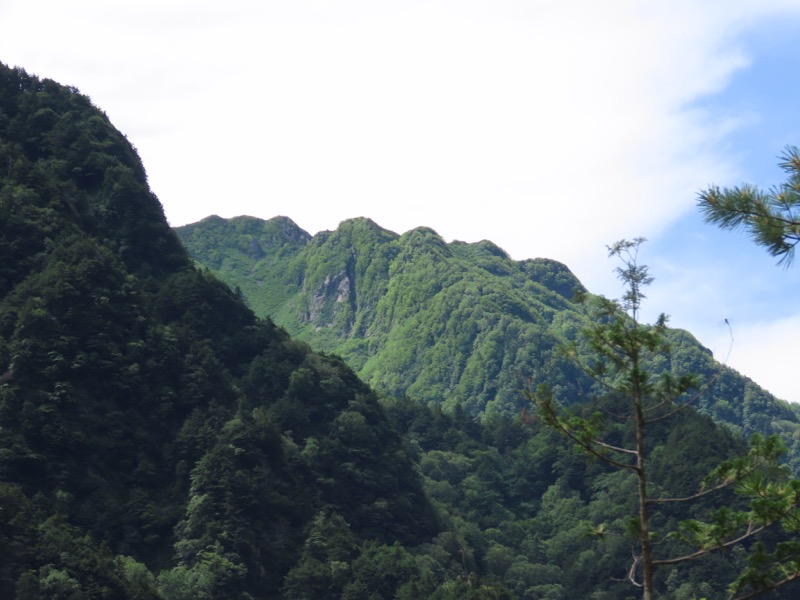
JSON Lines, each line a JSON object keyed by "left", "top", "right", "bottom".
{"left": 652, "top": 522, "right": 768, "bottom": 567}
{"left": 611, "top": 551, "right": 642, "bottom": 588}
{"left": 593, "top": 439, "right": 638, "bottom": 456}
{"left": 654, "top": 488, "right": 800, "bottom": 568}
{"left": 548, "top": 418, "right": 637, "bottom": 472}
{"left": 644, "top": 360, "right": 726, "bottom": 424}
{"left": 715, "top": 205, "right": 800, "bottom": 229}
{"left": 648, "top": 475, "right": 739, "bottom": 504}
{"left": 732, "top": 569, "right": 800, "bottom": 600}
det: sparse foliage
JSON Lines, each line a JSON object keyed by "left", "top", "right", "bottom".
{"left": 530, "top": 239, "right": 800, "bottom": 599}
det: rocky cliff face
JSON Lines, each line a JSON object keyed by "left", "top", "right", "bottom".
{"left": 305, "top": 265, "right": 355, "bottom": 330}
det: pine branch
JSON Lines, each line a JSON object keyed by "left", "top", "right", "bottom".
{"left": 653, "top": 523, "right": 767, "bottom": 567}
{"left": 732, "top": 570, "right": 800, "bottom": 600}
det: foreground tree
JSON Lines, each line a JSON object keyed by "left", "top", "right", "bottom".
{"left": 698, "top": 145, "right": 800, "bottom": 264}
{"left": 530, "top": 239, "right": 800, "bottom": 599}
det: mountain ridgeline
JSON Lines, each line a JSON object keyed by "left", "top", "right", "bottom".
{"left": 177, "top": 216, "right": 588, "bottom": 415}
{"left": 0, "top": 64, "right": 435, "bottom": 598}
{"left": 3, "top": 62, "right": 800, "bottom": 599}
{"left": 176, "top": 214, "right": 800, "bottom": 464}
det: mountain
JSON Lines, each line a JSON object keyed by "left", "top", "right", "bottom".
{"left": 3, "top": 63, "right": 799, "bottom": 599}
{"left": 177, "top": 216, "right": 587, "bottom": 413}
{"left": 176, "top": 214, "right": 800, "bottom": 466}
{"left": 0, "top": 64, "right": 436, "bottom": 598}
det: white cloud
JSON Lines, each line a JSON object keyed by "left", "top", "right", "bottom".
{"left": 4, "top": 0, "right": 800, "bottom": 399}
{"left": 704, "top": 313, "right": 800, "bottom": 404}
{"left": 1, "top": 1, "right": 767, "bottom": 259}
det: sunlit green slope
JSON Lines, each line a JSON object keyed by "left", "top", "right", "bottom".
{"left": 177, "top": 214, "right": 800, "bottom": 464}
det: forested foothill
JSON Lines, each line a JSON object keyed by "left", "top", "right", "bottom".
{"left": 2, "top": 62, "right": 800, "bottom": 598}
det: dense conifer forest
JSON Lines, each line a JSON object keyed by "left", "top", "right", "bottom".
{"left": 2, "top": 62, "right": 800, "bottom": 598}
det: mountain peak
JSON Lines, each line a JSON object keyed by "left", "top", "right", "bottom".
{"left": 520, "top": 257, "right": 585, "bottom": 299}
{"left": 261, "top": 215, "right": 311, "bottom": 242}
{"left": 449, "top": 239, "right": 510, "bottom": 260}
{"left": 178, "top": 212, "right": 800, "bottom": 458}
{"left": 0, "top": 64, "right": 436, "bottom": 596}
{"left": 335, "top": 216, "right": 391, "bottom": 233}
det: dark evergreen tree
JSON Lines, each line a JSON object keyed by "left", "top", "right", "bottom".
{"left": 0, "top": 62, "right": 436, "bottom": 599}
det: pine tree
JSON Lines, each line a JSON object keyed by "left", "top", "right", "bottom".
{"left": 698, "top": 145, "right": 800, "bottom": 265}
{"left": 530, "top": 239, "right": 800, "bottom": 599}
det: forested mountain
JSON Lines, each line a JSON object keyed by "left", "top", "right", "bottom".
{"left": 2, "top": 62, "right": 799, "bottom": 599}
{"left": 0, "top": 64, "right": 437, "bottom": 598}
{"left": 176, "top": 214, "right": 800, "bottom": 468}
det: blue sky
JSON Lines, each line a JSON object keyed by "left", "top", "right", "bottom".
{"left": 645, "top": 15, "right": 800, "bottom": 404}
{"left": 2, "top": 0, "right": 800, "bottom": 401}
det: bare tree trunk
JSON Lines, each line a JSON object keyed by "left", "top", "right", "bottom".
{"left": 635, "top": 392, "right": 654, "bottom": 600}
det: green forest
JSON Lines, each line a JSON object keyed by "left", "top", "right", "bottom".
{"left": 175, "top": 213, "right": 800, "bottom": 469}
{"left": 2, "top": 62, "right": 800, "bottom": 599}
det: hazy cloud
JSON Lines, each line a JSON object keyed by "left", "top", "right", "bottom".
{"left": 3, "top": 0, "right": 800, "bottom": 399}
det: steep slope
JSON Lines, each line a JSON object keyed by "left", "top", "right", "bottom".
{"left": 178, "top": 216, "right": 587, "bottom": 415}
{"left": 0, "top": 64, "right": 435, "bottom": 599}
{"left": 177, "top": 215, "right": 800, "bottom": 466}
{"left": 5, "top": 63, "right": 799, "bottom": 599}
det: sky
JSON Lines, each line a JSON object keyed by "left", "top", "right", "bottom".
{"left": 2, "top": 0, "right": 800, "bottom": 401}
